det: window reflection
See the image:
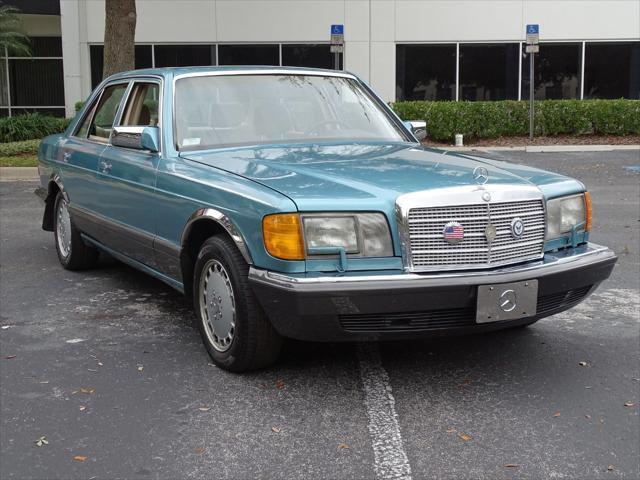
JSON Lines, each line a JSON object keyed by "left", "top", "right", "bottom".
{"left": 522, "top": 43, "right": 581, "bottom": 100}
{"left": 459, "top": 44, "right": 519, "bottom": 100}
{"left": 584, "top": 42, "right": 640, "bottom": 99}
{"left": 396, "top": 44, "right": 456, "bottom": 101}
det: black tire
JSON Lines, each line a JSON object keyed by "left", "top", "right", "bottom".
{"left": 193, "top": 235, "right": 283, "bottom": 372}
{"left": 53, "top": 192, "right": 99, "bottom": 270}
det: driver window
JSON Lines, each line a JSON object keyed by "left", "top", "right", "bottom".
{"left": 88, "top": 83, "right": 128, "bottom": 142}
{"left": 121, "top": 82, "right": 159, "bottom": 127}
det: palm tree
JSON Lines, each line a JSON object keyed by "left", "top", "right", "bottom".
{"left": 0, "top": 4, "right": 31, "bottom": 57}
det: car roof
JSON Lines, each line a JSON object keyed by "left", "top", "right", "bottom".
{"left": 104, "top": 65, "right": 356, "bottom": 82}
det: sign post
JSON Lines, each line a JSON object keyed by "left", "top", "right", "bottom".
{"left": 330, "top": 24, "right": 344, "bottom": 70}
{"left": 525, "top": 24, "right": 539, "bottom": 140}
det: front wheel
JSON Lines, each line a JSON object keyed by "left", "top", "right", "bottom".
{"left": 193, "top": 235, "right": 283, "bottom": 372}
{"left": 53, "top": 192, "right": 99, "bottom": 270}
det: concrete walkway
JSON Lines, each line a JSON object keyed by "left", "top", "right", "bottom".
{"left": 0, "top": 167, "right": 38, "bottom": 181}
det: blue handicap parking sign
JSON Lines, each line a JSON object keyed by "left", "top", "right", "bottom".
{"left": 331, "top": 24, "right": 344, "bottom": 35}
{"left": 526, "top": 24, "right": 539, "bottom": 34}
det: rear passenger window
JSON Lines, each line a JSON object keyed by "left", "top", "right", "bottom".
{"left": 121, "top": 83, "right": 159, "bottom": 127}
{"left": 88, "top": 83, "right": 128, "bottom": 142}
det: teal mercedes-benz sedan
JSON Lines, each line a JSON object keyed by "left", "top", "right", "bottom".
{"left": 38, "top": 66, "right": 616, "bottom": 371}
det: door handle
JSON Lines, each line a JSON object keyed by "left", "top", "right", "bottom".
{"left": 63, "top": 152, "right": 71, "bottom": 163}
{"left": 99, "top": 160, "right": 112, "bottom": 174}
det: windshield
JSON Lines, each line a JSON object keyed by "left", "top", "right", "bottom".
{"left": 174, "top": 74, "right": 406, "bottom": 151}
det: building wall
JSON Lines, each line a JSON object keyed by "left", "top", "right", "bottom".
{"left": 56, "top": 0, "right": 640, "bottom": 114}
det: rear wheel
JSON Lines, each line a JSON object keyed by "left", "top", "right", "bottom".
{"left": 193, "top": 235, "right": 282, "bottom": 372}
{"left": 53, "top": 192, "right": 98, "bottom": 270}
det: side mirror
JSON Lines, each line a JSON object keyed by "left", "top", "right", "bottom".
{"left": 404, "top": 120, "right": 427, "bottom": 142}
{"left": 112, "top": 126, "right": 160, "bottom": 153}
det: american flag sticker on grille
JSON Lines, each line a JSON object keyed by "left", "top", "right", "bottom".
{"left": 443, "top": 221, "right": 464, "bottom": 243}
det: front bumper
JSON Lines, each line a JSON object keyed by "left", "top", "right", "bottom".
{"left": 249, "top": 243, "right": 617, "bottom": 341}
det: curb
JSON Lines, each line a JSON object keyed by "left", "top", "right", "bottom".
{"left": 431, "top": 144, "right": 639, "bottom": 153}
{"left": 0, "top": 167, "right": 38, "bottom": 181}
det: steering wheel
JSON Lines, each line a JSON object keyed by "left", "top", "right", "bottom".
{"left": 305, "top": 119, "right": 351, "bottom": 136}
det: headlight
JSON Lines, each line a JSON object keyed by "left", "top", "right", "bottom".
{"left": 546, "top": 193, "right": 592, "bottom": 239}
{"left": 263, "top": 212, "right": 393, "bottom": 260}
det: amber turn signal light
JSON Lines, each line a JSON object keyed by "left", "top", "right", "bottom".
{"left": 584, "top": 191, "right": 592, "bottom": 232}
{"left": 262, "top": 213, "right": 305, "bottom": 260}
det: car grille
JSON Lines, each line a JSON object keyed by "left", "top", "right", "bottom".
{"left": 338, "top": 285, "right": 593, "bottom": 333}
{"left": 407, "top": 199, "right": 545, "bottom": 270}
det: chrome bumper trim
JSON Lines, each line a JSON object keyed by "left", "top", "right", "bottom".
{"left": 248, "top": 243, "right": 616, "bottom": 291}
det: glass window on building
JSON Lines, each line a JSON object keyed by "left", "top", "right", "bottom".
{"left": 396, "top": 44, "right": 456, "bottom": 101}
{"left": 584, "top": 42, "right": 640, "bottom": 99}
{"left": 2, "top": 36, "right": 65, "bottom": 116}
{"left": 459, "top": 43, "right": 519, "bottom": 101}
{"left": 218, "top": 44, "right": 279, "bottom": 66}
{"left": 154, "top": 45, "right": 215, "bottom": 68}
{"left": 9, "top": 36, "right": 62, "bottom": 57}
{"left": 282, "top": 44, "right": 341, "bottom": 69}
{"left": 89, "top": 45, "right": 153, "bottom": 88}
{"left": 522, "top": 43, "right": 582, "bottom": 100}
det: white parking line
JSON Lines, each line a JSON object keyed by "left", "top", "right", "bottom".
{"left": 357, "top": 343, "right": 412, "bottom": 480}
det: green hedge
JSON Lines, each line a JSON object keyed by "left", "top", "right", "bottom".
{"left": 0, "top": 139, "right": 41, "bottom": 156}
{"left": 0, "top": 114, "right": 71, "bottom": 143}
{"left": 391, "top": 99, "right": 640, "bottom": 142}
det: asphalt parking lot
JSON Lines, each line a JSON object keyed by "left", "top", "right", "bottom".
{"left": 1, "top": 150, "right": 638, "bottom": 479}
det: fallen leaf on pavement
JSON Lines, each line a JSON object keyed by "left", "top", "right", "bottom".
{"left": 459, "top": 433, "right": 472, "bottom": 441}
{"left": 137, "top": 365, "right": 144, "bottom": 372}
{"left": 271, "top": 426, "right": 281, "bottom": 433}
{"left": 338, "top": 443, "right": 350, "bottom": 449}
{"left": 3, "top": 355, "right": 16, "bottom": 360}
{"left": 97, "top": 362, "right": 103, "bottom": 366}
{"left": 79, "top": 406, "right": 87, "bottom": 411}
{"left": 35, "top": 436, "right": 48, "bottom": 447}
{"left": 78, "top": 388, "right": 95, "bottom": 394}
{"left": 624, "top": 402, "right": 635, "bottom": 407}
{"left": 578, "top": 361, "right": 588, "bottom": 366}
{"left": 195, "top": 447, "right": 205, "bottom": 454}
{"left": 553, "top": 411, "right": 561, "bottom": 417}
{"left": 1, "top": 325, "right": 11, "bottom": 330}
{"left": 585, "top": 414, "right": 591, "bottom": 419}
{"left": 446, "top": 428, "right": 456, "bottom": 433}
{"left": 198, "top": 407, "right": 211, "bottom": 412}
{"left": 73, "top": 456, "right": 87, "bottom": 462}
{"left": 275, "top": 379, "right": 285, "bottom": 390}
{"left": 504, "top": 464, "right": 519, "bottom": 468}
{"left": 607, "top": 465, "right": 615, "bottom": 471}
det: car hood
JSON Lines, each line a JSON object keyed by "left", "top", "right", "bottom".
{"left": 182, "top": 142, "right": 584, "bottom": 211}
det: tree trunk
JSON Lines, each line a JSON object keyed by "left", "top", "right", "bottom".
{"left": 102, "top": 0, "right": 136, "bottom": 79}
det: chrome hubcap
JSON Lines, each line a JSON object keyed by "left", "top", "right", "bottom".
{"left": 199, "top": 260, "right": 236, "bottom": 352}
{"left": 56, "top": 197, "right": 72, "bottom": 258}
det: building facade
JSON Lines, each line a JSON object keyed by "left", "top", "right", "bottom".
{"left": 2, "top": 0, "right": 639, "bottom": 118}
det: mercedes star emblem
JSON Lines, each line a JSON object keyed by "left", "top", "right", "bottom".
{"left": 472, "top": 166, "right": 489, "bottom": 185}
{"left": 499, "top": 289, "right": 517, "bottom": 312}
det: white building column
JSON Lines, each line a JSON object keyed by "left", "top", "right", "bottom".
{"left": 60, "top": 0, "right": 83, "bottom": 117}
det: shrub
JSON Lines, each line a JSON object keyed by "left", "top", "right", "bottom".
{"left": 0, "top": 139, "right": 41, "bottom": 156}
{"left": 391, "top": 99, "right": 640, "bottom": 142}
{"left": 0, "top": 113, "right": 71, "bottom": 143}
{"left": 75, "top": 100, "right": 84, "bottom": 112}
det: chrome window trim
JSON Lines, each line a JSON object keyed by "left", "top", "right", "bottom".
{"left": 395, "top": 184, "right": 547, "bottom": 272}
{"left": 110, "top": 76, "right": 164, "bottom": 155}
{"left": 75, "top": 79, "right": 132, "bottom": 146}
{"left": 171, "top": 69, "right": 413, "bottom": 151}
{"left": 181, "top": 208, "right": 253, "bottom": 265}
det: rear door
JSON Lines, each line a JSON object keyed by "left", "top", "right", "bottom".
{"left": 59, "top": 81, "right": 128, "bottom": 215}
{"left": 92, "top": 78, "right": 162, "bottom": 266}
